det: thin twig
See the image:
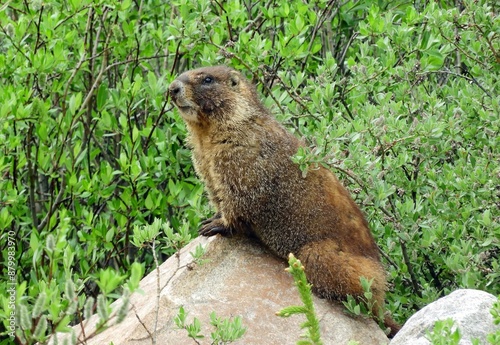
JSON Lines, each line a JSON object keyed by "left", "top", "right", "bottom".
{"left": 26, "top": 124, "right": 38, "bottom": 229}
{"left": 37, "top": 171, "right": 67, "bottom": 232}
{"left": 425, "top": 68, "right": 492, "bottom": 98}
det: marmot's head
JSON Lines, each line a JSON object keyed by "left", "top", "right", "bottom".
{"left": 169, "top": 66, "right": 264, "bottom": 125}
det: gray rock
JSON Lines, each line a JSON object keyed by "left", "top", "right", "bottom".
{"left": 52, "top": 235, "right": 389, "bottom": 345}
{"left": 390, "top": 289, "right": 499, "bottom": 345}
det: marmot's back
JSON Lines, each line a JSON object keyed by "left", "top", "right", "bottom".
{"left": 169, "top": 66, "right": 399, "bottom": 337}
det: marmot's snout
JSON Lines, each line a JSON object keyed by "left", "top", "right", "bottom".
{"left": 169, "top": 77, "right": 200, "bottom": 122}
{"left": 168, "top": 80, "right": 184, "bottom": 103}
{"left": 169, "top": 79, "right": 191, "bottom": 109}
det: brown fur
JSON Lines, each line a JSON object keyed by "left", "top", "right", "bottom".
{"left": 169, "top": 66, "right": 400, "bottom": 337}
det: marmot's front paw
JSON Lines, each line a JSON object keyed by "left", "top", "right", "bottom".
{"left": 198, "top": 217, "right": 232, "bottom": 237}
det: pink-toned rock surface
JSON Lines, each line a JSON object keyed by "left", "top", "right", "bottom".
{"left": 53, "top": 235, "right": 389, "bottom": 345}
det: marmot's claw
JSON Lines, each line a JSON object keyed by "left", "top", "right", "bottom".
{"left": 199, "top": 215, "right": 230, "bottom": 237}
{"left": 198, "top": 223, "right": 230, "bottom": 237}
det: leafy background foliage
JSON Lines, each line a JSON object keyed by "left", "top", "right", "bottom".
{"left": 0, "top": 0, "right": 498, "bottom": 343}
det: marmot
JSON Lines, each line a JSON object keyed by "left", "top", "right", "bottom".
{"left": 169, "top": 66, "right": 400, "bottom": 337}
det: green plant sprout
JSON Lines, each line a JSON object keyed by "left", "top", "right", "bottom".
{"left": 174, "top": 306, "right": 246, "bottom": 345}
{"left": 277, "top": 253, "right": 323, "bottom": 345}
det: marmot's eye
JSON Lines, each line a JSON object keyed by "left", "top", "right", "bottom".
{"left": 202, "top": 76, "right": 214, "bottom": 84}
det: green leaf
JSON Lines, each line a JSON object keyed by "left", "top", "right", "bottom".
{"left": 97, "top": 83, "right": 108, "bottom": 111}
{"left": 128, "top": 262, "right": 144, "bottom": 292}
{"left": 481, "top": 209, "right": 491, "bottom": 227}
{"left": 68, "top": 92, "right": 82, "bottom": 115}
{"left": 0, "top": 207, "right": 13, "bottom": 229}
{"left": 295, "top": 15, "right": 305, "bottom": 32}
{"left": 132, "top": 125, "right": 139, "bottom": 142}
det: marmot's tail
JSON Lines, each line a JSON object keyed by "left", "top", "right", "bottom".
{"left": 384, "top": 315, "right": 401, "bottom": 338}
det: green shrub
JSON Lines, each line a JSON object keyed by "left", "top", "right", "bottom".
{"left": 0, "top": 0, "right": 498, "bottom": 343}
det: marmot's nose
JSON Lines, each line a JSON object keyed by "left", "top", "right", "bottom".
{"left": 168, "top": 80, "right": 183, "bottom": 98}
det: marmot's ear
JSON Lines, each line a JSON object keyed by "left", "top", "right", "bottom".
{"left": 229, "top": 71, "right": 240, "bottom": 88}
